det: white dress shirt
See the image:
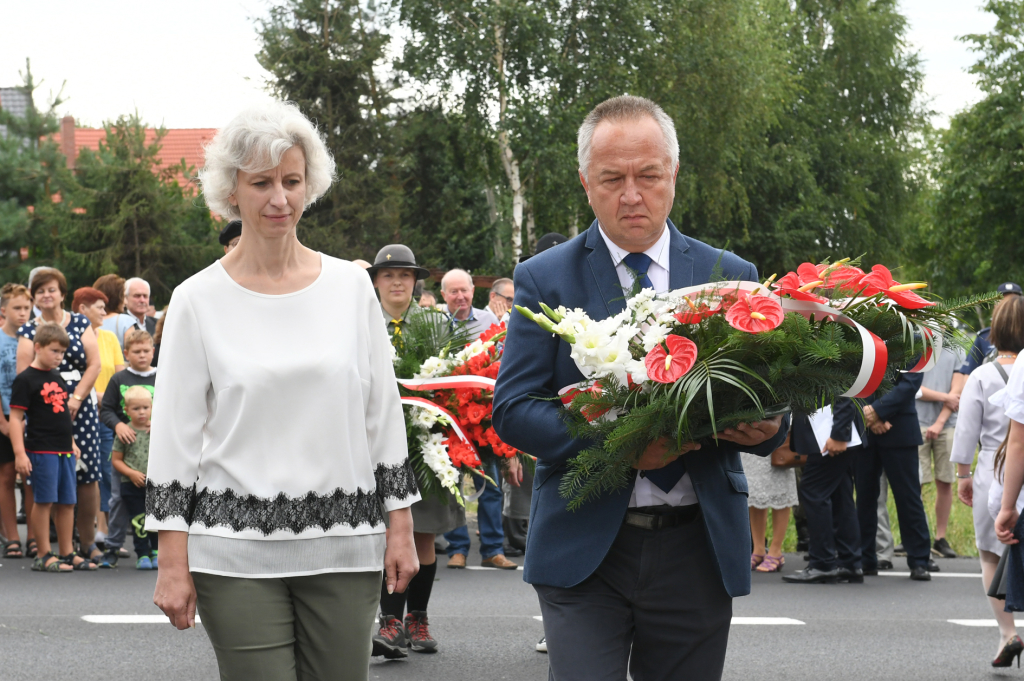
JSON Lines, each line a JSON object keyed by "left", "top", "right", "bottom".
{"left": 597, "top": 224, "right": 698, "bottom": 508}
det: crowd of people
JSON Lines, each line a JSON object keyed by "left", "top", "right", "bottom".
{"left": 0, "top": 269, "right": 162, "bottom": 572}
{"left": 6, "top": 95, "right": 1024, "bottom": 681}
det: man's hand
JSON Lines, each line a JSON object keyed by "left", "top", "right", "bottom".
{"left": 130, "top": 470, "right": 147, "bottom": 488}
{"left": 943, "top": 393, "right": 960, "bottom": 412}
{"left": 957, "top": 476, "right": 973, "bottom": 507}
{"left": 823, "top": 438, "right": 847, "bottom": 457}
{"left": 717, "top": 416, "right": 783, "bottom": 449}
{"left": 504, "top": 456, "right": 523, "bottom": 487}
{"left": 870, "top": 420, "right": 892, "bottom": 435}
{"left": 14, "top": 453, "right": 31, "bottom": 478}
{"left": 925, "top": 421, "right": 944, "bottom": 441}
{"left": 490, "top": 297, "right": 511, "bottom": 319}
{"left": 633, "top": 437, "right": 700, "bottom": 470}
{"left": 115, "top": 422, "right": 137, "bottom": 445}
{"left": 996, "top": 508, "right": 1020, "bottom": 545}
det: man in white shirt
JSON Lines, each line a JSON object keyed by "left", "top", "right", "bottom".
{"left": 487, "top": 278, "right": 515, "bottom": 323}
{"left": 122, "top": 278, "right": 157, "bottom": 336}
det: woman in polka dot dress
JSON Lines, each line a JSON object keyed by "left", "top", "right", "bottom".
{"left": 17, "top": 268, "right": 105, "bottom": 569}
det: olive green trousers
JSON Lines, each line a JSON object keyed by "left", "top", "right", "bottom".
{"left": 192, "top": 570, "right": 381, "bottom": 681}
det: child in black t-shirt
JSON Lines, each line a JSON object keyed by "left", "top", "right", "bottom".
{"left": 11, "top": 322, "right": 92, "bottom": 572}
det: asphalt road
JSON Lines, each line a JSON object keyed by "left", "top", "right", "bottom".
{"left": 0, "top": 523, "right": 1014, "bottom": 681}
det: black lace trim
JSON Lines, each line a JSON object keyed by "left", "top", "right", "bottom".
{"left": 144, "top": 462, "right": 418, "bottom": 536}
{"left": 374, "top": 461, "right": 419, "bottom": 503}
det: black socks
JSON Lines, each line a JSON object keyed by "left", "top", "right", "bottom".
{"left": 407, "top": 560, "right": 437, "bottom": 613}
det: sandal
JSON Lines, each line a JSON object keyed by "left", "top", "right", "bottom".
{"left": 751, "top": 553, "right": 765, "bottom": 570}
{"left": 84, "top": 543, "right": 112, "bottom": 569}
{"left": 756, "top": 554, "right": 785, "bottom": 573}
{"left": 32, "top": 551, "right": 72, "bottom": 573}
{"left": 61, "top": 552, "right": 98, "bottom": 571}
{"left": 3, "top": 539, "right": 24, "bottom": 558}
{"left": 25, "top": 538, "right": 38, "bottom": 559}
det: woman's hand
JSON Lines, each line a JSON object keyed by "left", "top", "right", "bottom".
{"left": 153, "top": 531, "right": 198, "bottom": 630}
{"left": 996, "top": 508, "right": 1020, "bottom": 545}
{"left": 115, "top": 422, "right": 137, "bottom": 444}
{"left": 957, "top": 476, "right": 973, "bottom": 507}
{"left": 384, "top": 508, "right": 419, "bottom": 595}
{"left": 69, "top": 396, "right": 81, "bottom": 421}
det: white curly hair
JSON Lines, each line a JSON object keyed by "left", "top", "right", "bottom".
{"left": 198, "top": 101, "right": 336, "bottom": 220}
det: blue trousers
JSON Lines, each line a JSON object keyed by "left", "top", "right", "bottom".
{"left": 97, "top": 422, "right": 114, "bottom": 513}
{"left": 445, "top": 461, "right": 505, "bottom": 559}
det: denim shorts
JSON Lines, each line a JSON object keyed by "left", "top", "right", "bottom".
{"left": 27, "top": 452, "right": 77, "bottom": 504}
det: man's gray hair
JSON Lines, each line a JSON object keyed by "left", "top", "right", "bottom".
{"left": 441, "top": 269, "right": 474, "bottom": 292}
{"left": 124, "top": 277, "right": 150, "bottom": 297}
{"left": 577, "top": 96, "right": 679, "bottom": 178}
{"left": 199, "top": 100, "right": 337, "bottom": 220}
{"left": 490, "top": 278, "right": 513, "bottom": 294}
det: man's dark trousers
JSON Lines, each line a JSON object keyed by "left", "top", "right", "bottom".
{"left": 799, "top": 447, "right": 861, "bottom": 571}
{"left": 854, "top": 443, "right": 931, "bottom": 570}
{"left": 535, "top": 511, "right": 731, "bottom": 681}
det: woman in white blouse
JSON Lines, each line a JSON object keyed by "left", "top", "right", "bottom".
{"left": 148, "top": 102, "right": 419, "bottom": 680}
{"left": 952, "top": 295, "right": 1024, "bottom": 666}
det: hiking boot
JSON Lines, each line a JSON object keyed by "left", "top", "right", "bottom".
{"left": 932, "top": 537, "right": 957, "bottom": 558}
{"left": 371, "top": 613, "right": 408, "bottom": 659}
{"left": 404, "top": 611, "right": 438, "bottom": 653}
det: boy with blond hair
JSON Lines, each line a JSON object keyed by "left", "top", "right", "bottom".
{"left": 111, "top": 385, "right": 156, "bottom": 569}
{"left": 0, "top": 284, "right": 33, "bottom": 559}
{"left": 99, "top": 329, "right": 156, "bottom": 566}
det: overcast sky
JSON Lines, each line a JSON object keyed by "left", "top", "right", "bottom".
{"left": 0, "top": 0, "right": 998, "bottom": 130}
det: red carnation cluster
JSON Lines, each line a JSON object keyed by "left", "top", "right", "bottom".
{"left": 431, "top": 323, "right": 519, "bottom": 459}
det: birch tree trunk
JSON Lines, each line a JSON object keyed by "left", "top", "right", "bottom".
{"left": 493, "top": 17, "right": 524, "bottom": 261}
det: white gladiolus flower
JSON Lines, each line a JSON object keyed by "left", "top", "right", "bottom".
{"left": 412, "top": 407, "right": 439, "bottom": 430}
{"left": 416, "top": 356, "right": 451, "bottom": 378}
{"left": 642, "top": 323, "right": 671, "bottom": 352}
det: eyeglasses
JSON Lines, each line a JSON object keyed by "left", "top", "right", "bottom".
{"left": 493, "top": 292, "right": 514, "bottom": 304}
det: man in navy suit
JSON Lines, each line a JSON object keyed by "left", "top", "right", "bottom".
{"left": 854, "top": 369, "right": 932, "bottom": 580}
{"left": 493, "top": 96, "right": 788, "bottom": 681}
{"left": 783, "top": 398, "right": 864, "bottom": 584}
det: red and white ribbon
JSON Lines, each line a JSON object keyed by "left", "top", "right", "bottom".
{"left": 399, "top": 376, "right": 497, "bottom": 392}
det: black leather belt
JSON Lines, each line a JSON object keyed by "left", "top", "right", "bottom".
{"left": 624, "top": 505, "right": 701, "bottom": 530}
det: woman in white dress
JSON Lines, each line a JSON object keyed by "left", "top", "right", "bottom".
{"left": 952, "top": 295, "right": 1024, "bottom": 667}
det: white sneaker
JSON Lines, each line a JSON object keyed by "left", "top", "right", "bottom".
{"left": 536, "top": 637, "right": 547, "bottom": 653}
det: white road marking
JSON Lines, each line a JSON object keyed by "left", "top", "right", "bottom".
{"left": 948, "top": 619, "right": 999, "bottom": 627}
{"left": 464, "top": 565, "right": 523, "bottom": 571}
{"left": 532, "top": 615, "right": 802, "bottom": 625}
{"left": 82, "top": 615, "right": 202, "bottom": 624}
{"left": 879, "top": 572, "right": 981, "bottom": 578}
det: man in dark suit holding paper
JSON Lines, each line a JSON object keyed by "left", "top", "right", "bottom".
{"left": 492, "top": 96, "right": 788, "bottom": 681}
{"left": 784, "top": 397, "right": 865, "bottom": 584}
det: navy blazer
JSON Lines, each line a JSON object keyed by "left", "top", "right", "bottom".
{"left": 862, "top": 370, "right": 924, "bottom": 448}
{"left": 790, "top": 397, "right": 864, "bottom": 456}
{"left": 492, "top": 220, "right": 789, "bottom": 596}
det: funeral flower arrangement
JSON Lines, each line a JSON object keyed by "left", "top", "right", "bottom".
{"left": 393, "top": 313, "right": 520, "bottom": 504}
{"left": 516, "top": 259, "right": 998, "bottom": 509}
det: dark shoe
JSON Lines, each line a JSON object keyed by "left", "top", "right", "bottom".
{"left": 993, "top": 634, "right": 1024, "bottom": 668}
{"left": 862, "top": 565, "right": 879, "bottom": 576}
{"left": 371, "top": 613, "right": 408, "bottom": 659}
{"left": 446, "top": 553, "right": 466, "bottom": 569}
{"left": 927, "top": 559, "right": 941, "bottom": 573}
{"left": 878, "top": 559, "right": 894, "bottom": 570}
{"left": 932, "top": 537, "right": 957, "bottom": 558}
{"left": 782, "top": 567, "right": 838, "bottom": 584}
{"left": 894, "top": 543, "right": 906, "bottom": 557}
{"left": 836, "top": 567, "right": 864, "bottom": 583}
{"left": 404, "top": 611, "right": 437, "bottom": 653}
{"left": 101, "top": 550, "right": 119, "bottom": 568}
{"left": 796, "top": 539, "right": 810, "bottom": 553}
{"left": 481, "top": 554, "right": 519, "bottom": 570}
{"left": 910, "top": 566, "right": 931, "bottom": 581}
{"left": 503, "top": 545, "right": 525, "bottom": 558}
{"left": 802, "top": 554, "right": 810, "bottom": 562}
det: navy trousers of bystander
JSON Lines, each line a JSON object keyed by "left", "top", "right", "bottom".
{"left": 799, "top": 447, "right": 862, "bottom": 571}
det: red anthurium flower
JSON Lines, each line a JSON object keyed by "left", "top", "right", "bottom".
{"left": 645, "top": 335, "right": 698, "bottom": 384}
{"left": 818, "top": 264, "right": 864, "bottom": 290}
{"left": 797, "top": 262, "right": 822, "bottom": 284}
{"left": 726, "top": 294, "right": 785, "bottom": 333}
{"left": 674, "top": 302, "right": 718, "bottom": 324}
{"left": 771, "top": 271, "right": 827, "bottom": 303}
{"left": 857, "top": 265, "right": 934, "bottom": 309}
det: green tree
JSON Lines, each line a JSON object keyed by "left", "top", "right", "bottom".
{"left": 257, "top": 0, "right": 402, "bottom": 258}
{"left": 919, "top": 0, "right": 1024, "bottom": 297}
{"left": 57, "top": 114, "right": 220, "bottom": 305}
{"left": 0, "top": 61, "right": 76, "bottom": 281}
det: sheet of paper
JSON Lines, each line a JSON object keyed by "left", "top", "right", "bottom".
{"left": 808, "top": 406, "right": 861, "bottom": 453}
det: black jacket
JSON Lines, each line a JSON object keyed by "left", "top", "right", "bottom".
{"left": 862, "top": 370, "right": 924, "bottom": 448}
{"left": 99, "top": 369, "right": 157, "bottom": 430}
